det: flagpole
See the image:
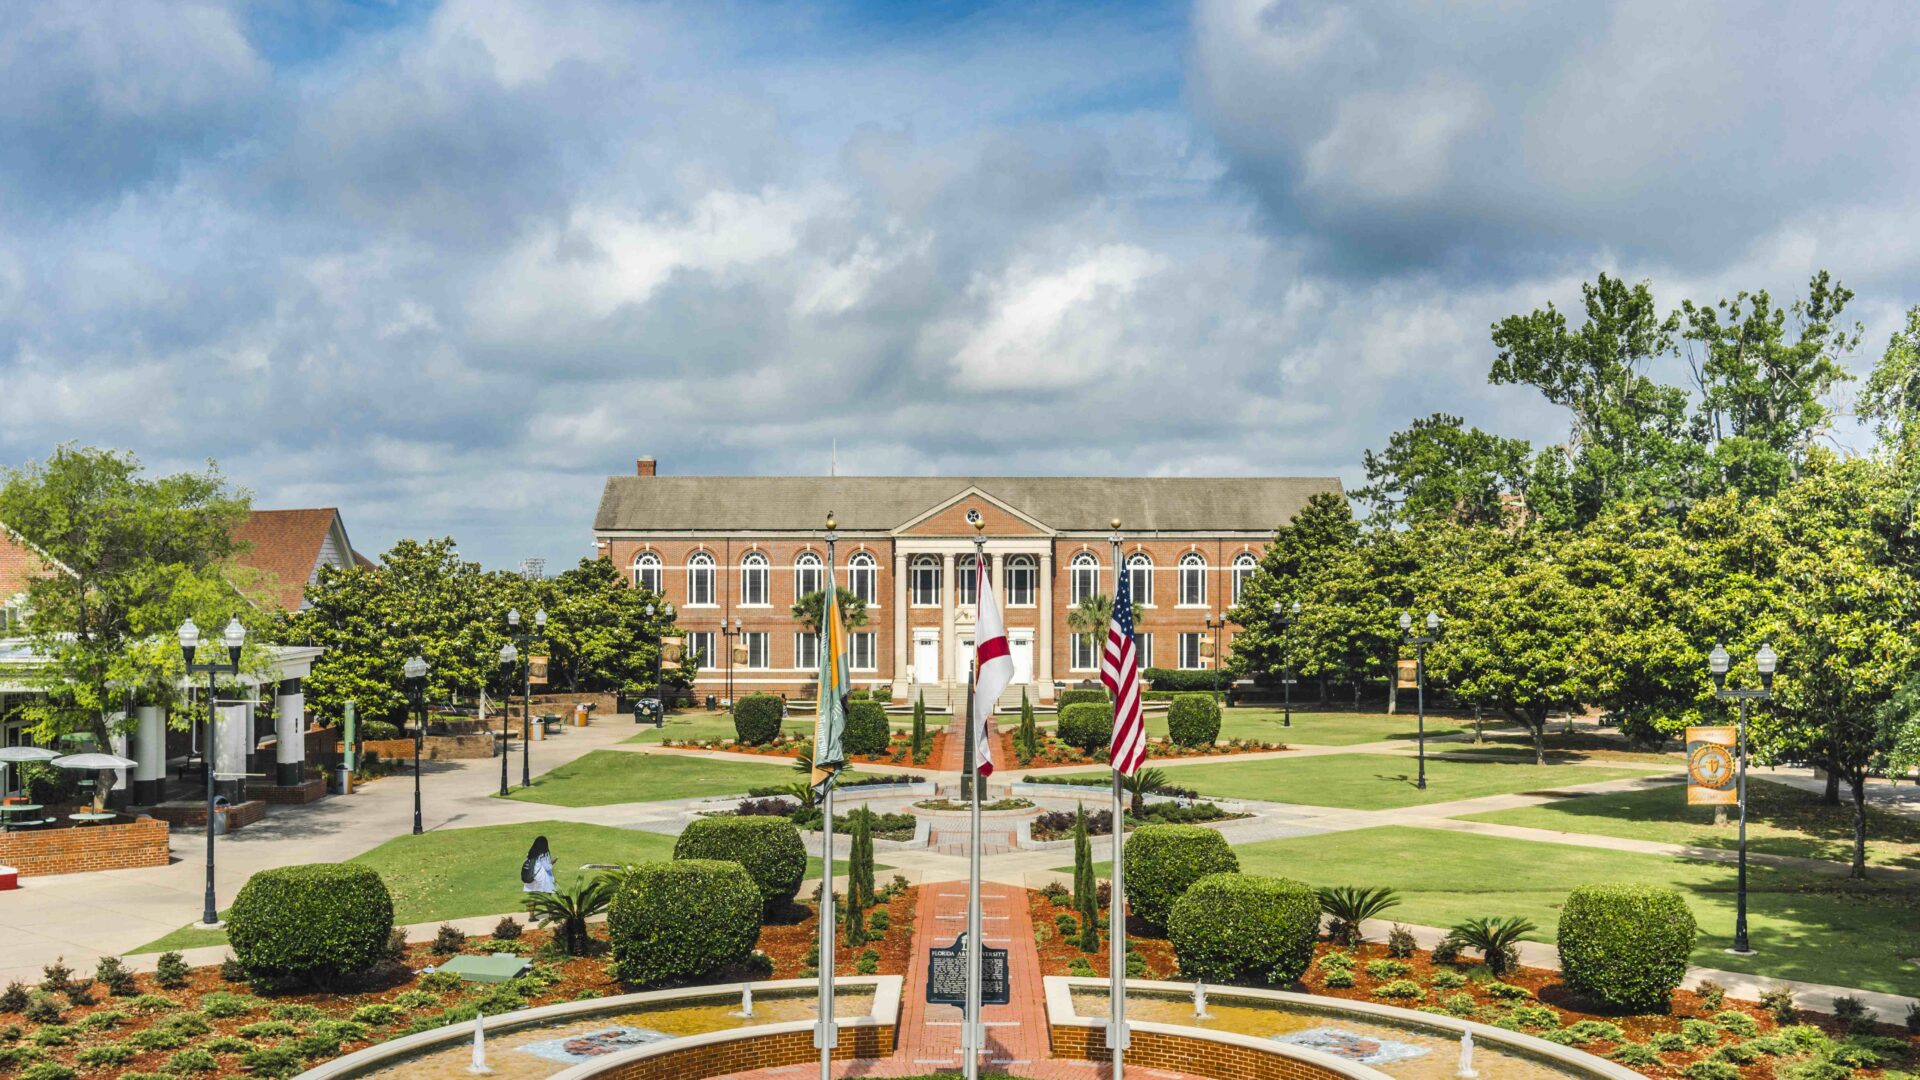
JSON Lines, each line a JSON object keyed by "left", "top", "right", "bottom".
{"left": 1107, "top": 520, "right": 1129, "bottom": 1080}
{"left": 816, "top": 517, "right": 839, "bottom": 1080}
{"left": 964, "top": 521, "right": 987, "bottom": 1080}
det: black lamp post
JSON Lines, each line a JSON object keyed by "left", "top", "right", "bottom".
{"left": 1709, "top": 641, "right": 1775, "bottom": 956}
{"left": 179, "top": 616, "right": 246, "bottom": 929}
{"left": 497, "top": 641, "right": 517, "bottom": 796}
{"left": 1204, "top": 611, "right": 1230, "bottom": 704}
{"left": 721, "top": 616, "right": 743, "bottom": 708}
{"left": 508, "top": 607, "right": 545, "bottom": 787}
{"left": 645, "top": 602, "right": 673, "bottom": 727}
{"left": 404, "top": 655, "right": 427, "bottom": 835}
{"left": 1399, "top": 611, "right": 1440, "bottom": 790}
{"left": 1272, "top": 599, "right": 1300, "bottom": 727}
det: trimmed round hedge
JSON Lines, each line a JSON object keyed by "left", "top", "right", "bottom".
{"left": 1166, "top": 694, "right": 1222, "bottom": 747}
{"left": 1170, "top": 873, "right": 1320, "bottom": 985}
{"left": 1056, "top": 688, "right": 1109, "bottom": 710}
{"left": 845, "top": 700, "right": 891, "bottom": 756}
{"left": 1057, "top": 702, "right": 1114, "bottom": 752}
{"left": 228, "top": 864, "right": 394, "bottom": 985}
{"left": 1556, "top": 883, "right": 1697, "bottom": 1011}
{"left": 608, "top": 860, "right": 761, "bottom": 987}
{"left": 732, "top": 694, "right": 784, "bottom": 745}
{"left": 1123, "top": 823, "right": 1239, "bottom": 931}
{"left": 673, "top": 816, "right": 807, "bottom": 912}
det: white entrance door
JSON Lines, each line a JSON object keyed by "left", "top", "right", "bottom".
{"left": 913, "top": 631, "right": 940, "bottom": 683}
{"left": 1010, "top": 630, "right": 1034, "bottom": 684}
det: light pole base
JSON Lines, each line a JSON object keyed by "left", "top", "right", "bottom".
{"left": 1723, "top": 947, "right": 1757, "bottom": 957}
{"left": 194, "top": 920, "right": 226, "bottom": 931}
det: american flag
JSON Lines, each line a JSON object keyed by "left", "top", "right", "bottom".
{"left": 1102, "top": 563, "right": 1146, "bottom": 775}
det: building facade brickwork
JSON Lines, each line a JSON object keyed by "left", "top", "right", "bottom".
{"left": 594, "top": 463, "right": 1342, "bottom": 703}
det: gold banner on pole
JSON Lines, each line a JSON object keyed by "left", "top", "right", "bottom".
{"left": 1395, "top": 658, "right": 1418, "bottom": 690}
{"left": 1686, "top": 726, "right": 1737, "bottom": 805}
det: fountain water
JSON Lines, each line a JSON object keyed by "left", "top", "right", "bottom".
{"left": 468, "top": 1014, "right": 491, "bottom": 1075}
{"left": 1192, "top": 979, "right": 1211, "bottom": 1020}
{"left": 732, "top": 984, "right": 755, "bottom": 1019}
{"left": 1457, "top": 1030, "right": 1477, "bottom": 1078}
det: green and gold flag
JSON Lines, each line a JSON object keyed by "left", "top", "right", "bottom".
{"left": 810, "top": 582, "right": 851, "bottom": 797}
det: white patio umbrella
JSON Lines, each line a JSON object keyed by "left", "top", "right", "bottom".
{"left": 0, "top": 746, "right": 60, "bottom": 763}
{"left": 50, "top": 753, "right": 138, "bottom": 771}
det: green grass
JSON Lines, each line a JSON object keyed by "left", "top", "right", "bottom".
{"left": 1462, "top": 777, "right": 1920, "bottom": 869}
{"left": 1089, "top": 752, "right": 1661, "bottom": 810}
{"left": 624, "top": 711, "right": 815, "bottom": 744}
{"left": 134, "top": 819, "right": 866, "bottom": 954}
{"left": 1073, "top": 825, "right": 1918, "bottom": 993}
{"left": 1174, "top": 708, "right": 1471, "bottom": 746}
{"left": 505, "top": 750, "right": 804, "bottom": 806}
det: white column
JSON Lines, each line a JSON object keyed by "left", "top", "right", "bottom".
{"left": 275, "top": 681, "right": 306, "bottom": 786}
{"left": 940, "top": 552, "right": 956, "bottom": 684}
{"left": 1038, "top": 550, "right": 1054, "bottom": 693}
{"left": 892, "top": 551, "right": 909, "bottom": 692}
{"left": 132, "top": 705, "right": 166, "bottom": 804}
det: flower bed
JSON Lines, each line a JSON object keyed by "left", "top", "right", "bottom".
{"left": 656, "top": 729, "right": 949, "bottom": 770}
{"left": 1013, "top": 733, "right": 1285, "bottom": 767}
{"left": 1028, "top": 803, "right": 1246, "bottom": 841}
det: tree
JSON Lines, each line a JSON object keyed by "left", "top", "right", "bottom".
{"left": 1490, "top": 273, "right": 1699, "bottom": 521}
{"left": 910, "top": 692, "right": 928, "bottom": 763}
{"left": 1228, "top": 493, "right": 1362, "bottom": 701}
{"left": 1355, "top": 413, "right": 1535, "bottom": 527}
{"left": 1071, "top": 805, "right": 1098, "bottom": 952}
{"left": 0, "top": 447, "right": 272, "bottom": 798}
{"left": 519, "top": 557, "right": 677, "bottom": 695}
{"left": 1859, "top": 304, "right": 1920, "bottom": 498}
{"left": 1680, "top": 271, "right": 1859, "bottom": 499}
{"left": 791, "top": 587, "right": 868, "bottom": 632}
{"left": 1065, "top": 592, "right": 1113, "bottom": 645}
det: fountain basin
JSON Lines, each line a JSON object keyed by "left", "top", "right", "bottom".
{"left": 1046, "top": 978, "right": 1639, "bottom": 1080}
{"left": 297, "top": 977, "right": 898, "bottom": 1080}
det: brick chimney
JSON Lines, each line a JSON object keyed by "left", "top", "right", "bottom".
{"left": 636, "top": 456, "right": 656, "bottom": 477}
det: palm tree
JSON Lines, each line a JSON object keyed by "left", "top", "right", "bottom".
{"left": 1445, "top": 916, "right": 1537, "bottom": 976}
{"left": 792, "top": 588, "right": 869, "bottom": 631}
{"left": 1066, "top": 593, "right": 1114, "bottom": 645}
{"left": 1317, "top": 885, "right": 1402, "bottom": 946}
{"left": 525, "top": 876, "right": 614, "bottom": 955}
{"left": 1122, "top": 767, "right": 1168, "bottom": 815}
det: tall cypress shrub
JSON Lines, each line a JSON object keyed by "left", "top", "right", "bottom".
{"left": 1073, "top": 806, "right": 1101, "bottom": 952}
{"left": 852, "top": 808, "right": 876, "bottom": 911}
{"left": 1017, "top": 690, "right": 1037, "bottom": 763}
{"left": 911, "top": 694, "right": 928, "bottom": 763}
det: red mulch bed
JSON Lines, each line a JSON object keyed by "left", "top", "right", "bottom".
{"left": 1012, "top": 733, "right": 1286, "bottom": 768}
{"left": 0, "top": 895, "right": 916, "bottom": 1079}
{"left": 1023, "top": 889, "right": 1918, "bottom": 1080}
{"left": 655, "top": 730, "right": 950, "bottom": 771}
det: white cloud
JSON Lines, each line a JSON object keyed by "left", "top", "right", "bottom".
{"left": 944, "top": 245, "right": 1165, "bottom": 391}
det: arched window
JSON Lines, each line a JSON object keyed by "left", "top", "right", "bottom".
{"left": 740, "top": 551, "right": 769, "bottom": 606}
{"left": 848, "top": 552, "right": 877, "bottom": 605}
{"left": 956, "top": 554, "right": 979, "bottom": 607}
{"left": 1232, "top": 553, "right": 1257, "bottom": 604}
{"left": 631, "top": 551, "right": 662, "bottom": 593}
{"left": 1006, "top": 554, "right": 1036, "bottom": 606}
{"left": 911, "top": 556, "right": 942, "bottom": 606}
{"left": 1179, "top": 553, "right": 1207, "bottom": 606}
{"left": 1070, "top": 552, "right": 1099, "bottom": 604}
{"left": 687, "top": 551, "right": 715, "bottom": 606}
{"left": 794, "top": 551, "right": 822, "bottom": 599}
{"left": 1126, "top": 553, "right": 1154, "bottom": 606}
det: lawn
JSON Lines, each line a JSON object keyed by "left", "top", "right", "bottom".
{"left": 1121, "top": 752, "right": 1662, "bottom": 810}
{"left": 625, "top": 710, "right": 815, "bottom": 744}
{"left": 1226, "top": 825, "right": 1920, "bottom": 994}
{"left": 135, "top": 820, "right": 864, "bottom": 954}
{"left": 1461, "top": 776, "right": 1920, "bottom": 870}
{"left": 505, "top": 749, "right": 803, "bottom": 806}
{"left": 1170, "top": 708, "right": 1470, "bottom": 746}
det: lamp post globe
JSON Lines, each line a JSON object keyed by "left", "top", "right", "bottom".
{"left": 222, "top": 616, "right": 246, "bottom": 665}
{"left": 177, "top": 618, "right": 200, "bottom": 664}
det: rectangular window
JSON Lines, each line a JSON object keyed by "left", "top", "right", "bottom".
{"left": 1179, "top": 562, "right": 1206, "bottom": 606}
{"left": 1070, "top": 633, "right": 1097, "bottom": 671}
{"left": 1071, "top": 558, "right": 1098, "bottom": 604}
{"left": 1179, "top": 633, "right": 1204, "bottom": 670}
{"left": 850, "top": 632, "right": 877, "bottom": 671}
{"left": 1135, "top": 632, "right": 1153, "bottom": 670}
{"left": 684, "top": 632, "right": 715, "bottom": 668}
{"left": 849, "top": 558, "right": 877, "bottom": 605}
{"left": 1128, "top": 560, "right": 1154, "bottom": 606}
{"left": 1007, "top": 558, "right": 1036, "bottom": 606}
{"left": 795, "top": 562, "right": 821, "bottom": 599}
{"left": 911, "top": 560, "right": 941, "bottom": 606}
{"left": 744, "top": 632, "right": 769, "bottom": 669}
{"left": 795, "top": 632, "right": 819, "bottom": 671}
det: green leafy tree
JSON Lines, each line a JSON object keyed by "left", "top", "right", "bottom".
{"left": 1490, "top": 273, "right": 1700, "bottom": 521}
{"left": 1065, "top": 592, "right": 1113, "bottom": 658}
{"left": 519, "top": 557, "right": 678, "bottom": 694}
{"left": 1859, "top": 304, "right": 1920, "bottom": 499}
{"left": 1228, "top": 493, "right": 1365, "bottom": 702}
{"left": 1680, "top": 271, "right": 1860, "bottom": 498}
{"left": 1355, "top": 413, "right": 1536, "bottom": 527}
{"left": 0, "top": 447, "right": 272, "bottom": 798}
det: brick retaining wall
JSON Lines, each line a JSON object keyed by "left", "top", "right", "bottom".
{"left": 358, "top": 735, "right": 496, "bottom": 761}
{"left": 579, "top": 1024, "right": 894, "bottom": 1079}
{"left": 246, "top": 777, "right": 328, "bottom": 804}
{"left": 1051, "top": 1023, "right": 1353, "bottom": 1080}
{"left": 0, "top": 817, "right": 171, "bottom": 876}
{"left": 149, "top": 799, "right": 268, "bottom": 831}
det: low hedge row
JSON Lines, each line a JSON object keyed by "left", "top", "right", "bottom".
{"left": 1056, "top": 688, "right": 1109, "bottom": 709}
{"left": 1144, "top": 668, "right": 1226, "bottom": 692}
{"left": 673, "top": 816, "right": 807, "bottom": 913}
{"left": 228, "top": 864, "right": 394, "bottom": 985}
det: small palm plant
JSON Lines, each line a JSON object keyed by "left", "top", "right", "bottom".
{"left": 1122, "top": 768, "right": 1169, "bottom": 815}
{"left": 1317, "top": 885, "right": 1402, "bottom": 946}
{"left": 1445, "top": 916, "right": 1537, "bottom": 976}
{"left": 525, "top": 876, "right": 614, "bottom": 956}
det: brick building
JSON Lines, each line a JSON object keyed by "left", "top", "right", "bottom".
{"left": 593, "top": 458, "right": 1341, "bottom": 705}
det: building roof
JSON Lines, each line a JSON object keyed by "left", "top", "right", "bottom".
{"left": 595, "top": 476, "right": 1343, "bottom": 535}
{"left": 232, "top": 509, "right": 356, "bottom": 613}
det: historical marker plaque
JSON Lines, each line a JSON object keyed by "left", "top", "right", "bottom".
{"left": 925, "top": 933, "right": 1009, "bottom": 1006}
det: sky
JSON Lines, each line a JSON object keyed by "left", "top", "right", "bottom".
{"left": 5, "top": 0, "right": 1920, "bottom": 570}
